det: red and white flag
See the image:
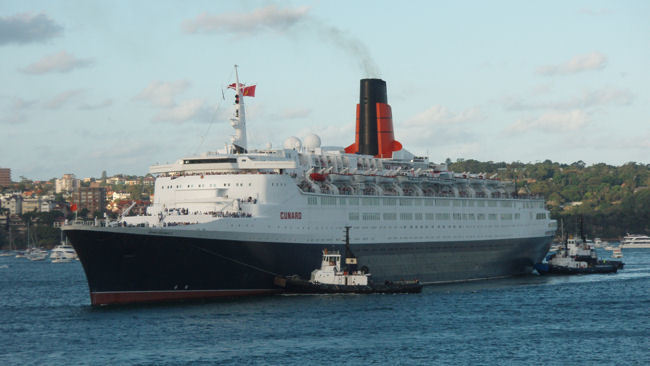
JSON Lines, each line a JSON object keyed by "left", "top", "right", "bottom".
{"left": 242, "top": 85, "right": 256, "bottom": 97}
{"left": 227, "top": 83, "right": 256, "bottom": 97}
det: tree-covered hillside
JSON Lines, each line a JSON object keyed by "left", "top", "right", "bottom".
{"left": 448, "top": 159, "right": 650, "bottom": 239}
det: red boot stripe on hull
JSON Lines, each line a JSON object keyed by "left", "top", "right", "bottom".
{"left": 90, "top": 289, "right": 281, "bottom": 305}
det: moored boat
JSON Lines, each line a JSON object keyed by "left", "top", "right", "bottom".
{"left": 50, "top": 236, "right": 78, "bottom": 262}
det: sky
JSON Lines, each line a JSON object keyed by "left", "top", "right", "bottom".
{"left": 1, "top": 0, "right": 649, "bottom": 180}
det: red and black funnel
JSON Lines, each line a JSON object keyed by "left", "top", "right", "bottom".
{"left": 345, "top": 79, "right": 402, "bottom": 158}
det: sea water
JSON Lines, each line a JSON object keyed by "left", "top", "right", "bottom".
{"left": 0, "top": 248, "right": 648, "bottom": 365}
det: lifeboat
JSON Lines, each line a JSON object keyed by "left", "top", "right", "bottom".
{"left": 309, "top": 172, "right": 327, "bottom": 182}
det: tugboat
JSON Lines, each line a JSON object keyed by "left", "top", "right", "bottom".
{"left": 535, "top": 218, "right": 623, "bottom": 275}
{"left": 274, "top": 227, "right": 422, "bottom": 294}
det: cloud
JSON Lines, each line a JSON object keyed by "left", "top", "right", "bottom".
{"left": 182, "top": 5, "right": 309, "bottom": 35}
{"left": 79, "top": 99, "right": 113, "bottom": 110}
{"left": 506, "top": 110, "right": 589, "bottom": 134}
{"left": 0, "top": 113, "right": 27, "bottom": 125}
{"left": 0, "top": 97, "right": 37, "bottom": 124}
{"left": 43, "top": 89, "right": 84, "bottom": 109}
{"left": 134, "top": 80, "right": 190, "bottom": 107}
{"left": 391, "top": 105, "right": 484, "bottom": 151}
{"left": 153, "top": 99, "right": 209, "bottom": 123}
{"left": 10, "top": 97, "right": 38, "bottom": 110}
{"left": 536, "top": 52, "right": 607, "bottom": 76}
{"left": 0, "top": 12, "right": 63, "bottom": 45}
{"left": 404, "top": 105, "right": 485, "bottom": 127}
{"left": 21, "top": 51, "right": 94, "bottom": 74}
{"left": 182, "top": 5, "right": 380, "bottom": 77}
{"left": 504, "top": 87, "right": 634, "bottom": 111}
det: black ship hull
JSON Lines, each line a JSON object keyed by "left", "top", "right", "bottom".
{"left": 65, "top": 227, "right": 551, "bottom": 305}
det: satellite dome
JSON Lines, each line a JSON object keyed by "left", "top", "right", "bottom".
{"left": 303, "top": 134, "right": 321, "bottom": 150}
{"left": 283, "top": 136, "right": 302, "bottom": 150}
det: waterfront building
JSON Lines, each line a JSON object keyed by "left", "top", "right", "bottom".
{"left": 1, "top": 195, "right": 23, "bottom": 215}
{"left": 72, "top": 187, "right": 106, "bottom": 216}
{"left": 55, "top": 174, "right": 80, "bottom": 194}
{"left": 0, "top": 168, "right": 10, "bottom": 187}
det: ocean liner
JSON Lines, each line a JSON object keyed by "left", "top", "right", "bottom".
{"left": 64, "top": 66, "right": 556, "bottom": 305}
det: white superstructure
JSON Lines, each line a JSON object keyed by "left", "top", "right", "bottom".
{"left": 117, "top": 144, "right": 555, "bottom": 246}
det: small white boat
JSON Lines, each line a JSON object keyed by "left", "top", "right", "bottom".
{"left": 594, "top": 238, "right": 608, "bottom": 248}
{"left": 26, "top": 248, "right": 48, "bottom": 261}
{"left": 310, "top": 249, "right": 370, "bottom": 286}
{"left": 23, "top": 222, "right": 48, "bottom": 261}
{"left": 50, "top": 242, "right": 78, "bottom": 262}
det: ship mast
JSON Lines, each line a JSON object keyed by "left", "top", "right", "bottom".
{"left": 230, "top": 65, "right": 248, "bottom": 154}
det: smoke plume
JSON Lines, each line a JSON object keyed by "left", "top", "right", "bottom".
{"left": 183, "top": 5, "right": 381, "bottom": 77}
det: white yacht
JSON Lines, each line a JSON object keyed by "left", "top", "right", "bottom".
{"left": 50, "top": 242, "right": 78, "bottom": 262}
{"left": 620, "top": 234, "right": 650, "bottom": 249}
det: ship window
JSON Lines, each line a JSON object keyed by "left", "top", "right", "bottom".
{"left": 453, "top": 201, "right": 461, "bottom": 207}
{"left": 414, "top": 213, "right": 423, "bottom": 220}
{"left": 453, "top": 213, "right": 462, "bottom": 220}
{"left": 424, "top": 199, "right": 433, "bottom": 206}
{"left": 339, "top": 198, "right": 347, "bottom": 205}
{"left": 436, "top": 199, "right": 450, "bottom": 207}
{"left": 468, "top": 201, "right": 474, "bottom": 207}
{"left": 383, "top": 198, "right": 397, "bottom": 206}
{"left": 383, "top": 213, "right": 397, "bottom": 220}
{"left": 425, "top": 213, "right": 434, "bottom": 220}
{"left": 435, "top": 213, "right": 450, "bottom": 220}
{"left": 414, "top": 200, "right": 422, "bottom": 206}
{"left": 307, "top": 197, "right": 318, "bottom": 205}
{"left": 487, "top": 201, "right": 497, "bottom": 207}
{"left": 349, "top": 198, "right": 359, "bottom": 205}
{"left": 399, "top": 199, "right": 412, "bottom": 206}
{"left": 515, "top": 213, "right": 521, "bottom": 220}
{"left": 477, "top": 201, "right": 485, "bottom": 207}
{"left": 321, "top": 197, "right": 337, "bottom": 206}
{"left": 400, "top": 213, "right": 413, "bottom": 220}
{"left": 349, "top": 212, "right": 359, "bottom": 220}
{"left": 488, "top": 214, "right": 497, "bottom": 220}
{"left": 362, "top": 213, "right": 380, "bottom": 221}
{"left": 536, "top": 213, "right": 547, "bottom": 220}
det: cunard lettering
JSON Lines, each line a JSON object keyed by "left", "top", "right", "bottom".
{"left": 280, "top": 212, "right": 302, "bottom": 220}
